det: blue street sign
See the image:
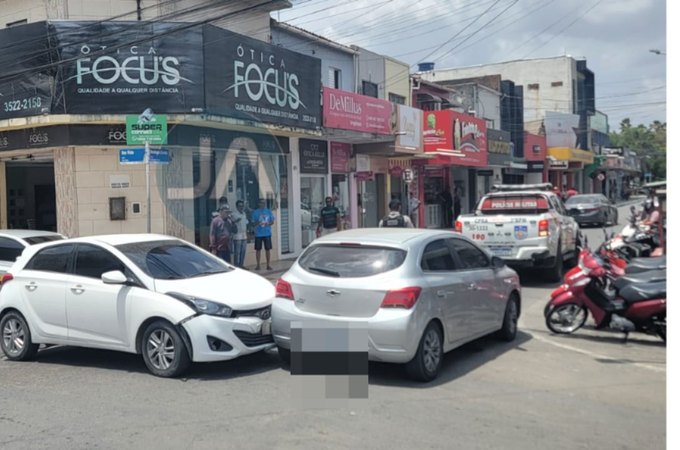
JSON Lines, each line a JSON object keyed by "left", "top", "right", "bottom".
{"left": 119, "top": 148, "right": 145, "bottom": 164}
{"left": 119, "top": 148, "right": 170, "bottom": 165}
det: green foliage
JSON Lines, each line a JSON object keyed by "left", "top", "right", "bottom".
{"left": 609, "top": 118, "right": 666, "bottom": 180}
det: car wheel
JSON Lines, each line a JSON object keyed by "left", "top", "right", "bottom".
{"left": 405, "top": 321, "right": 443, "bottom": 382}
{"left": 496, "top": 294, "right": 519, "bottom": 342}
{"left": 0, "top": 311, "right": 39, "bottom": 361}
{"left": 545, "top": 303, "right": 588, "bottom": 334}
{"left": 141, "top": 321, "right": 191, "bottom": 378}
{"left": 545, "top": 240, "right": 563, "bottom": 282}
{"left": 277, "top": 346, "right": 291, "bottom": 366}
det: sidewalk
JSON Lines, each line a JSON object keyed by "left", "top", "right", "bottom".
{"left": 244, "top": 259, "right": 295, "bottom": 282}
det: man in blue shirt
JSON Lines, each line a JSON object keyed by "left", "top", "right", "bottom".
{"left": 251, "top": 198, "right": 275, "bottom": 270}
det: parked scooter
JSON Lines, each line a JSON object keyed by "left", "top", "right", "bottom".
{"left": 544, "top": 247, "right": 666, "bottom": 342}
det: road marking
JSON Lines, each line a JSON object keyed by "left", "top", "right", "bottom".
{"left": 527, "top": 330, "right": 665, "bottom": 373}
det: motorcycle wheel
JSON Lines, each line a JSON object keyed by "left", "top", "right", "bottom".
{"left": 545, "top": 303, "right": 588, "bottom": 334}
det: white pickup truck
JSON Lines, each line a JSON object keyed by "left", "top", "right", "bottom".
{"left": 455, "top": 184, "right": 581, "bottom": 281}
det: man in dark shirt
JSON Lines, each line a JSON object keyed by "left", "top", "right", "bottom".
{"left": 317, "top": 196, "right": 342, "bottom": 237}
{"left": 209, "top": 206, "right": 232, "bottom": 263}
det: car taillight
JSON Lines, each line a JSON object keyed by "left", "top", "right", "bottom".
{"left": 275, "top": 279, "right": 294, "bottom": 300}
{"left": 538, "top": 219, "right": 549, "bottom": 237}
{"left": 380, "top": 287, "right": 422, "bottom": 309}
{"left": 455, "top": 221, "right": 462, "bottom": 232}
{"left": 0, "top": 273, "right": 12, "bottom": 284}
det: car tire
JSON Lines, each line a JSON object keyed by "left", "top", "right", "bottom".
{"left": 405, "top": 321, "right": 443, "bottom": 382}
{"left": 545, "top": 240, "right": 563, "bottom": 282}
{"left": 496, "top": 294, "right": 519, "bottom": 342}
{"left": 141, "top": 321, "right": 191, "bottom": 378}
{"left": 277, "top": 346, "right": 291, "bottom": 366}
{"left": 0, "top": 311, "right": 39, "bottom": 361}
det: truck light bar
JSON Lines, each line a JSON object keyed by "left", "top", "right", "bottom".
{"left": 490, "top": 183, "right": 553, "bottom": 192}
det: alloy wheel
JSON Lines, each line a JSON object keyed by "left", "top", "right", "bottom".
{"left": 2, "top": 318, "right": 26, "bottom": 356}
{"left": 146, "top": 330, "right": 176, "bottom": 371}
{"left": 422, "top": 328, "right": 441, "bottom": 374}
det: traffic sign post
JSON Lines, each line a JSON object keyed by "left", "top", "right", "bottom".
{"left": 125, "top": 111, "right": 168, "bottom": 233}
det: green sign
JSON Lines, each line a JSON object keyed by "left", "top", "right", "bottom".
{"left": 126, "top": 114, "right": 167, "bottom": 145}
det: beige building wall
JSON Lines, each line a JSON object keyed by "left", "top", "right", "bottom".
{"left": 385, "top": 58, "right": 411, "bottom": 106}
{"left": 53, "top": 147, "right": 78, "bottom": 237}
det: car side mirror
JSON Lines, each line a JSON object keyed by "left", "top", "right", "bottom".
{"left": 491, "top": 256, "right": 505, "bottom": 269}
{"left": 102, "top": 270, "right": 130, "bottom": 285}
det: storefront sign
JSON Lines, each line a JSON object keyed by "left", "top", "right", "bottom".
{"left": 524, "top": 132, "right": 546, "bottom": 162}
{"left": 423, "top": 110, "right": 487, "bottom": 167}
{"left": 544, "top": 111, "right": 579, "bottom": 148}
{"left": 396, "top": 105, "right": 423, "bottom": 150}
{"left": 330, "top": 142, "right": 351, "bottom": 173}
{"left": 205, "top": 26, "right": 321, "bottom": 130}
{"left": 549, "top": 160, "right": 569, "bottom": 169}
{"left": 487, "top": 129, "right": 511, "bottom": 155}
{"left": 355, "top": 154, "right": 371, "bottom": 172}
{"left": 527, "top": 162, "right": 545, "bottom": 173}
{"left": 0, "top": 22, "right": 54, "bottom": 120}
{"left": 0, "top": 126, "right": 69, "bottom": 151}
{"left": 299, "top": 139, "right": 328, "bottom": 174}
{"left": 52, "top": 21, "right": 205, "bottom": 114}
{"left": 323, "top": 87, "right": 396, "bottom": 135}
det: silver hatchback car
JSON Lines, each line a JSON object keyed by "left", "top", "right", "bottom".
{"left": 271, "top": 229, "right": 521, "bottom": 381}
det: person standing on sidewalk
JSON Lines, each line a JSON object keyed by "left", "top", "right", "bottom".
{"left": 379, "top": 199, "right": 414, "bottom": 228}
{"left": 317, "top": 196, "right": 341, "bottom": 237}
{"left": 231, "top": 200, "right": 249, "bottom": 268}
{"left": 408, "top": 191, "right": 421, "bottom": 227}
{"left": 251, "top": 198, "right": 275, "bottom": 271}
{"left": 209, "top": 206, "right": 232, "bottom": 263}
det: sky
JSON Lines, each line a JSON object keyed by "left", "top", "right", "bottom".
{"left": 274, "top": 0, "right": 667, "bottom": 131}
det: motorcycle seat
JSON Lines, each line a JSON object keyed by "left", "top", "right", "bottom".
{"left": 613, "top": 269, "right": 666, "bottom": 291}
{"left": 625, "top": 255, "right": 667, "bottom": 274}
{"left": 618, "top": 281, "right": 666, "bottom": 304}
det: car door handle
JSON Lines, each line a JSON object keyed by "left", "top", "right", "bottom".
{"left": 467, "top": 283, "right": 479, "bottom": 291}
{"left": 70, "top": 285, "right": 85, "bottom": 295}
{"left": 436, "top": 290, "right": 447, "bottom": 298}
{"left": 25, "top": 282, "right": 37, "bottom": 292}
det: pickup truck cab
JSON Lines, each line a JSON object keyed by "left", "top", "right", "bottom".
{"left": 455, "top": 183, "right": 580, "bottom": 281}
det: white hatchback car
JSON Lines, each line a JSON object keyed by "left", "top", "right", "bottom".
{"left": 0, "top": 234, "right": 274, "bottom": 377}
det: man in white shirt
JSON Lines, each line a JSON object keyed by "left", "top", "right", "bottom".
{"left": 231, "top": 200, "right": 249, "bottom": 268}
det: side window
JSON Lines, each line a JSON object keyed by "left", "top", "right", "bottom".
{"left": 74, "top": 244, "right": 127, "bottom": 279}
{"left": 0, "top": 237, "right": 24, "bottom": 262}
{"left": 549, "top": 195, "right": 565, "bottom": 214}
{"left": 421, "top": 239, "right": 457, "bottom": 271}
{"left": 450, "top": 239, "right": 490, "bottom": 270}
{"left": 26, "top": 244, "right": 74, "bottom": 273}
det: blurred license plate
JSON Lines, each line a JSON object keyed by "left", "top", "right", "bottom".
{"left": 491, "top": 247, "right": 513, "bottom": 256}
{"left": 261, "top": 319, "right": 272, "bottom": 335}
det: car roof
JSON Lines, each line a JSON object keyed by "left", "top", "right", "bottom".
{"left": 0, "top": 229, "right": 64, "bottom": 239}
{"left": 311, "top": 228, "right": 458, "bottom": 246}
{"left": 63, "top": 234, "right": 183, "bottom": 247}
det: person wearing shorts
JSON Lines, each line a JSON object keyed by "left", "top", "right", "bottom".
{"left": 251, "top": 199, "right": 275, "bottom": 270}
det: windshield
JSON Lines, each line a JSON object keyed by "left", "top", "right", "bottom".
{"left": 116, "top": 240, "right": 231, "bottom": 280}
{"left": 298, "top": 244, "right": 407, "bottom": 278}
{"left": 566, "top": 195, "right": 604, "bottom": 205}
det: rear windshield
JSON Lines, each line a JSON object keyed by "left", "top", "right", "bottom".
{"left": 478, "top": 195, "right": 549, "bottom": 215}
{"left": 24, "top": 235, "right": 64, "bottom": 245}
{"left": 566, "top": 195, "right": 605, "bottom": 205}
{"left": 298, "top": 244, "right": 407, "bottom": 278}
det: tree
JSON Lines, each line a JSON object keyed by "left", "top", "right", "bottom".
{"left": 609, "top": 118, "right": 666, "bottom": 181}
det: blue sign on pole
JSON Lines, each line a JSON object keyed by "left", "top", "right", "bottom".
{"left": 119, "top": 148, "right": 170, "bottom": 164}
{"left": 119, "top": 148, "right": 146, "bottom": 164}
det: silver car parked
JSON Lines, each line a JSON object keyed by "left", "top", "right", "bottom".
{"left": 271, "top": 229, "right": 521, "bottom": 382}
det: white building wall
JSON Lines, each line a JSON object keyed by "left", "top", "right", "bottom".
{"left": 421, "top": 56, "right": 578, "bottom": 123}
{"left": 385, "top": 58, "right": 411, "bottom": 105}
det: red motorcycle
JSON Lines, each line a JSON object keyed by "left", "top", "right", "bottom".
{"left": 544, "top": 248, "right": 666, "bottom": 342}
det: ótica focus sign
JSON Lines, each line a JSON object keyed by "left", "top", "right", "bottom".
{"left": 126, "top": 114, "right": 167, "bottom": 145}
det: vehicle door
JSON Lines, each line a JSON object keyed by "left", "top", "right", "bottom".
{"left": 66, "top": 243, "right": 139, "bottom": 347}
{"left": 419, "top": 238, "right": 469, "bottom": 345}
{"left": 16, "top": 244, "right": 75, "bottom": 339}
{"left": 0, "top": 237, "right": 25, "bottom": 275}
{"left": 550, "top": 195, "right": 575, "bottom": 252}
{"left": 449, "top": 238, "right": 503, "bottom": 335}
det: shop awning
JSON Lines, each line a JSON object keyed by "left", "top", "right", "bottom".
{"left": 548, "top": 147, "right": 594, "bottom": 164}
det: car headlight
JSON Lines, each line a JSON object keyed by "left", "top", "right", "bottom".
{"left": 167, "top": 292, "right": 233, "bottom": 317}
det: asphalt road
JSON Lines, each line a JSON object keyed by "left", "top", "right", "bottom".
{"left": 0, "top": 202, "right": 666, "bottom": 450}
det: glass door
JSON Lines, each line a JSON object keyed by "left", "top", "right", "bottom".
{"left": 300, "top": 176, "right": 326, "bottom": 247}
